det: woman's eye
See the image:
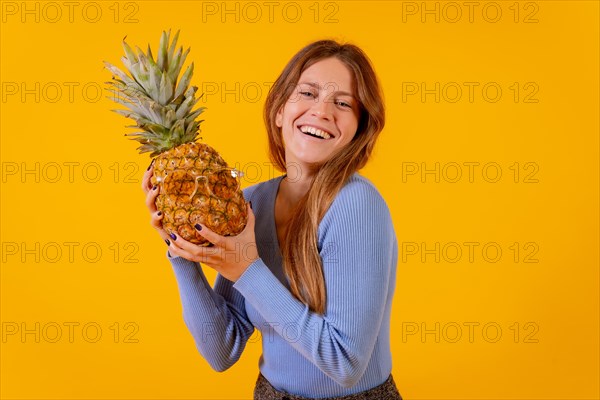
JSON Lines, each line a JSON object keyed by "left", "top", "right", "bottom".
{"left": 300, "top": 91, "right": 315, "bottom": 98}
{"left": 336, "top": 100, "right": 351, "bottom": 108}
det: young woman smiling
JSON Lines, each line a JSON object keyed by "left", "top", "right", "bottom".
{"left": 143, "top": 40, "right": 402, "bottom": 399}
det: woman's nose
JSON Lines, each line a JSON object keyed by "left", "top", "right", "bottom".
{"left": 310, "top": 99, "right": 333, "bottom": 119}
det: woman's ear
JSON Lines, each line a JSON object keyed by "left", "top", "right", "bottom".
{"left": 275, "top": 106, "right": 283, "bottom": 128}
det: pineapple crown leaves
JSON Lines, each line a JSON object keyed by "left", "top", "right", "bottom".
{"left": 103, "top": 29, "right": 206, "bottom": 157}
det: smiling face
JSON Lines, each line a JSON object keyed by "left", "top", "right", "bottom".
{"left": 275, "top": 57, "right": 360, "bottom": 174}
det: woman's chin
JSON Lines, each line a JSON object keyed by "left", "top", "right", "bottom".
{"left": 292, "top": 156, "right": 327, "bottom": 170}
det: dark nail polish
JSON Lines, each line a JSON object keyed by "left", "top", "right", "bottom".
{"left": 249, "top": 201, "right": 253, "bottom": 210}
{"left": 147, "top": 159, "right": 155, "bottom": 171}
{"left": 195, "top": 224, "right": 202, "bottom": 231}
{"left": 170, "top": 233, "right": 177, "bottom": 240}
{"left": 152, "top": 185, "right": 157, "bottom": 190}
{"left": 157, "top": 211, "right": 162, "bottom": 216}
{"left": 165, "top": 239, "right": 170, "bottom": 246}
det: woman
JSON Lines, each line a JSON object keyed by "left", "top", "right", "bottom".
{"left": 142, "top": 40, "right": 402, "bottom": 399}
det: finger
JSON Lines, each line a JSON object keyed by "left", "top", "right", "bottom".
{"left": 166, "top": 241, "right": 199, "bottom": 261}
{"left": 240, "top": 202, "right": 256, "bottom": 234}
{"left": 145, "top": 184, "right": 160, "bottom": 212}
{"left": 150, "top": 212, "right": 171, "bottom": 245}
{"left": 150, "top": 210, "right": 165, "bottom": 230}
{"left": 168, "top": 234, "right": 220, "bottom": 263}
{"left": 193, "top": 223, "right": 226, "bottom": 247}
{"left": 169, "top": 232, "right": 222, "bottom": 259}
{"left": 141, "top": 159, "right": 155, "bottom": 193}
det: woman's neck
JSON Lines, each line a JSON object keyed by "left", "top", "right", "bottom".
{"left": 280, "top": 173, "right": 312, "bottom": 207}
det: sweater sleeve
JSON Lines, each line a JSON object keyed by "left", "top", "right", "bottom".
{"left": 232, "top": 181, "right": 397, "bottom": 388}
{"left": 167, "top": 184, "right": 260, "bottom": 372}
{"left": 169, "top": 257, "right": 256, "bottom": 371}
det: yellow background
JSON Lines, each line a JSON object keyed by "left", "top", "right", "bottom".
{"left": 1, "top": 1, "right": 598, "bottom": 399}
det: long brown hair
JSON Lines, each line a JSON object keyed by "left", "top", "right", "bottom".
{"left": 264, "top": 40, "right": 385, "bottom": 314}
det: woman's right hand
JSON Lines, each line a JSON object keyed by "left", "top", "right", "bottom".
{"left": 142, "top": 162, "right": 171, "bottom": 246}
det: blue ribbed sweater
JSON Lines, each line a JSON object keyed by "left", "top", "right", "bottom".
{"left": 168, "top": 172, "right": 398, "bottom": 398}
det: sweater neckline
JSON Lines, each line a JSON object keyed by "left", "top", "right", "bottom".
{"left": 271, "top": 174, "right": 286, "bottom": 258}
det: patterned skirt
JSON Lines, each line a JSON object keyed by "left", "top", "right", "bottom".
{"left": 253, "top": 373, "right": 403, "bottom": 400}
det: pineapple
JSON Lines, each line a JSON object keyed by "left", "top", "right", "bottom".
{"left": 104, "top": 30, "right": 248, "bottom": 245}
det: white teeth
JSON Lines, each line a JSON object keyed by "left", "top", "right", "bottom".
{"left": 299, "top": 125, "right": 332, "bottom": 139}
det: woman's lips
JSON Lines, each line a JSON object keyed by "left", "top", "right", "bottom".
{"left": 297, "top": 124, "right": 334, "bottom": 140}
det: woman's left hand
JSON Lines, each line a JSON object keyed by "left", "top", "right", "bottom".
{"left": 167, "top": 203, "right": 259, "bottom": 282}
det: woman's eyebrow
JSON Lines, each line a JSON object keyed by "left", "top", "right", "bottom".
{"left": 298, "top": 81, "right": 355, "bottom": 98}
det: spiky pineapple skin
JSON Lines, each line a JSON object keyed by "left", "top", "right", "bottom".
{"left": 151, "top": 142, "right": 247, "bottom": 245}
